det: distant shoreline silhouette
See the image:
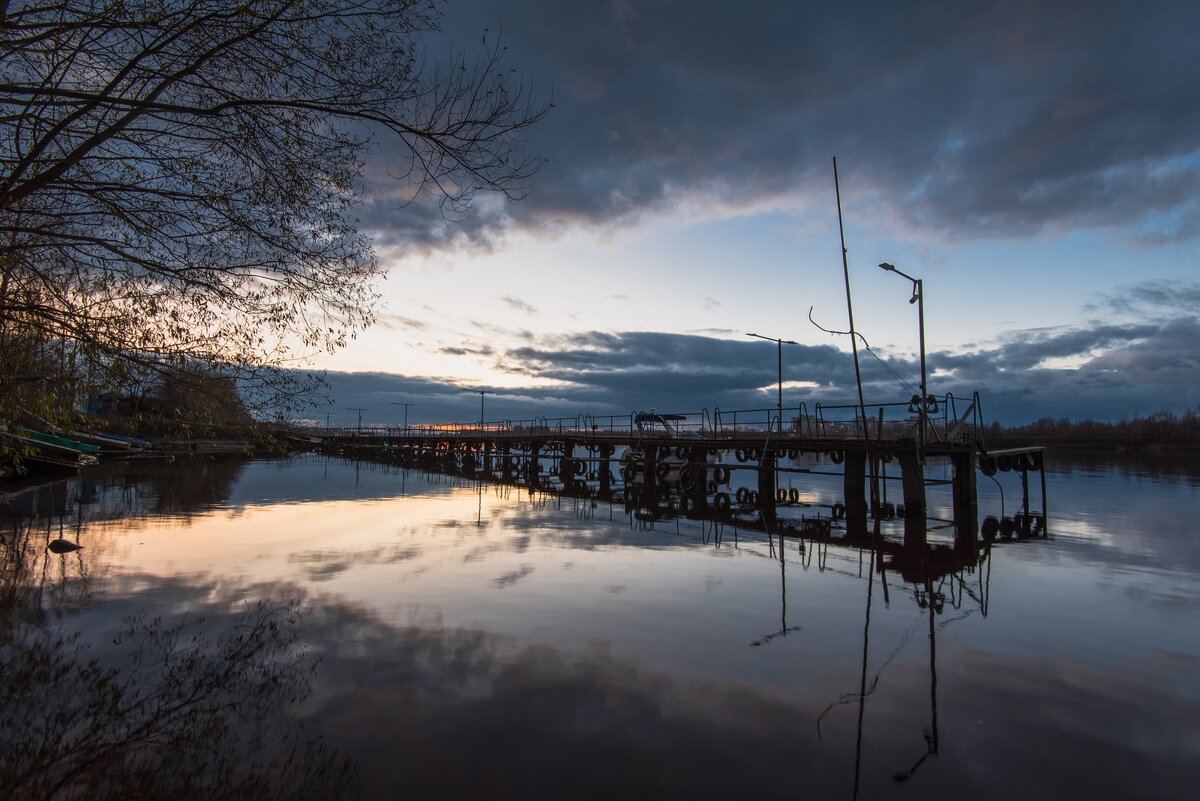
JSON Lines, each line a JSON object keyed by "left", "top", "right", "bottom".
{"left": 985, "top": 408, "right": 1200, "bottom": 449}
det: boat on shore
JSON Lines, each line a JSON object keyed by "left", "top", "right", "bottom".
{"left": 2, "top": 428, "right": 99, "bottom": 471}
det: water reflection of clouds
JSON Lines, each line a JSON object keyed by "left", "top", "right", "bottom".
{"left": 289, "top": 584, "right": 1196, "bottom": 801}
{"left": 20, "top": 566, "right": 1193, "bottom": 800}
{"left": 7, "top": 455, "right": 1200, "bottom": 799}
{"left": 287, "top": 545, "right": 423, "bottom": 582}
{"left": 491, "top": 564, "right": 535, "bottom": 588}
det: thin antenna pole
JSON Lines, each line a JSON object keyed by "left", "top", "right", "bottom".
{"left": 833, "top": 157, "right": 878, "bottom": 513}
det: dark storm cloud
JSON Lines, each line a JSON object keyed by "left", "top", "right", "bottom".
{"left": 298, "top": 371, "right": 489, "bottom": 426}
{"left": 492, "top": 318, "right": 1200, "bottom": 422}
{"left": 501, "top": 331, "right": 853, "bottom": 409}
{"left": 1090, "top": 279, "right": 1200, "bottom": 315}
{"left": 312, "top": 297, "right": 1197, "bottom": 425}
{"left": 438, "top": 344, "right": 495, "bottom": 357}
{"left": 361, "top": 0, "right": 1200, "bottom": 249}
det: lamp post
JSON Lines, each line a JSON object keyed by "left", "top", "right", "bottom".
{"left": 464, "top": 390, "right": 492, "bottom": 431}
{"left": 346, "top": 407, "right": 366, "bottom": 437}
{"left": 878, "top": 263, "right": 927, "bottom": 458}
{"left": 389, "top": 401, "right": 413, "bottom": 432}
{"left": 747, "top": 332, "right": 799, "bottom": 433}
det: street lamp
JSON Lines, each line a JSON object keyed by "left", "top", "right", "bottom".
{"left": 747, "top": 332, "right": 799, "bottom": 433}
{"left": 464, "top": 390, "right": 492, "bottom": 431}
{"left": 879, "top": 262, "right": 928, "bottom": 458}
{"left": 346, "top": 407, "right": 366, "bottom": 437}
{"left": 389, "top": 401, "right": 413, "bottom": 432}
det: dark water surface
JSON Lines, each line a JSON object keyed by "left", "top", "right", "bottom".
{"left": 2, "top": 452, "right": 1197, "bottom": 799}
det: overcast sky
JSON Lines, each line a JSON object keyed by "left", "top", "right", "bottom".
{"left": 304, "top": 0, "right": 1199, "bottom": 426}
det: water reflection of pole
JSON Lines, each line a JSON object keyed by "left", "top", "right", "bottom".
{"left": 752, "top": 531, "right": 802, "bottom": 646}
{"left": 780, "top": 532, "right": 787, "bottom": 635}
{"left": 852, "top": 544, "right": 876, "bottom": 801}
{"left": 894, "top": 547, "right": 940, "bottom": 783}
{"left": 928, "top": 563, "right": 939, "bottom": 753}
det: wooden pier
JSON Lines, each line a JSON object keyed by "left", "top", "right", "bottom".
{"left": 292, "top": 395, "right": 1049, "bottom": 561}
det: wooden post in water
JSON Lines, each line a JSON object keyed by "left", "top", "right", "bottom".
{"left": 500, "top": 443, "right": 512, "bottom": 482}
{"left": 899, "top": 449, "right": 927, "bottom": 549}
{"left": 641, "top": 445, "right": 659, "bottom": 509}
{"left": 843, "top": 449, "right": 868, "bottom": 537}
{"left": 599, "top": 445, "right": 612, "bottom": 499}
{"left": 558, "top": 442, "right": 573, "bottom": 486}
{"left": 758, "top": 449, "right": 777, "bottom": 517}
{"left": 952, "top": 450, "right": 978, "bottom": 548}
{"left": 526, "top": 442, "right": 541, "bottom": 490}
{"left": 688, "top": 447, "right": 708, "bottom": 513}
{"left": 1039, "top": 460, "right": 1049, "bottom": 534}
{"left": 1021, "top": 466, "right": 1031, "bottom": 529}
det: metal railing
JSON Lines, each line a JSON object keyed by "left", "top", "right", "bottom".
{"left": 297, "top": 392, "right": 977, "bottom": 445}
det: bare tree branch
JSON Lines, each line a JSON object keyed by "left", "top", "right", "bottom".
{"left": 0, "top": 0, "right": 548, "bottom": 423}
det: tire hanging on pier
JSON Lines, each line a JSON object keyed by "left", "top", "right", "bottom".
{"left": 713, "top": 465, "right": 730, "bottom": 484}
{"left": 679, "top": 467, "right": 697, "bottom": 491}
{"left": 829, "top": 450, "right": 844, "bottom": 465}
{"left": 713, "top": 492, "right": 731, "bottom": 512}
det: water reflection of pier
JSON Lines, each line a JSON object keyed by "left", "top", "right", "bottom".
{"left": 360, "top": 452, "right": 1002, "bottom": 795}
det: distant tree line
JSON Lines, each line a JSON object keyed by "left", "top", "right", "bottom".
{"left": 986, "top": 409, "right": 1200, "bottom": 446}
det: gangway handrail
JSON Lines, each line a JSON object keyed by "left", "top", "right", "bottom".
{"left": 972, "top": 392, "right": 988, "bottom": 453}
{"left": 796, "top": 402, "right": 810, "bottom": 437}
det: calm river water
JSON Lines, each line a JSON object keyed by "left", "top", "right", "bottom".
{"left": 2, "top": 451, "right": 1197, "bottom": 800}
